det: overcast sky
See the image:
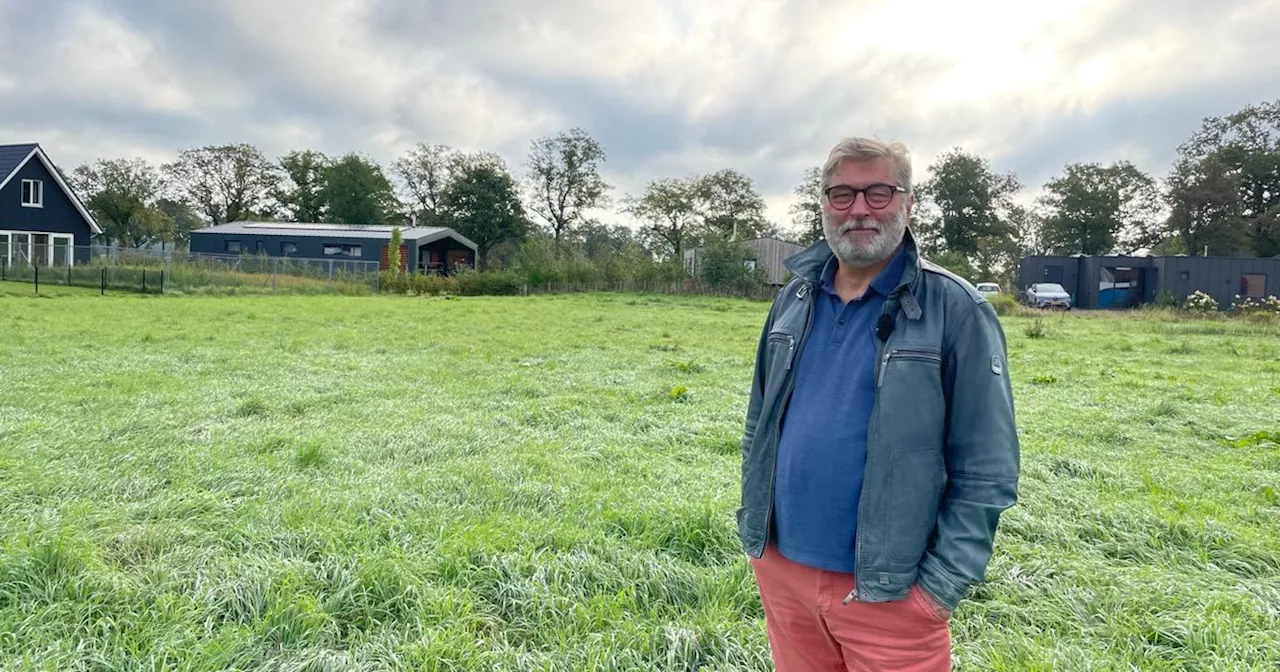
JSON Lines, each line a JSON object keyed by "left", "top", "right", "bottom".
{"left": 2, "top": 0, "right": 1278, "bottom": 228}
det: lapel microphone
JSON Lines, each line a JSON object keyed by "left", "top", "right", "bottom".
{"left": 875, "top": 314, "right": 895, "bottom": 342}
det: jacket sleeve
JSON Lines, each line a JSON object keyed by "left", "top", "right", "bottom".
{"left": 917, "top": 298, "right": 1020, "bottom": 611}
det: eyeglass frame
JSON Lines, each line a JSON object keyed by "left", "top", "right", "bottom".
{"left": 822, "top": 183, "right": 907, "bottom": 210}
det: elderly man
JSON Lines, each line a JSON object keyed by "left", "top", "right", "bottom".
{"left": 737, "top": 137, "right": 1020, "bottom": 671}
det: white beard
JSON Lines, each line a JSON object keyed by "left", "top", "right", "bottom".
{"left": 822, "top": 206, "right": 908, "bottom": 268}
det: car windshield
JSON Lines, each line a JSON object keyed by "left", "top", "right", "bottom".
{"left": 977, "top": 283, "right": 998, "bottom": 290}
{"left": 1035, "top": 284, "right": 1066, "bottom": 293}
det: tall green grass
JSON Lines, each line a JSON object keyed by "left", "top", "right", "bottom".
{"left": 0, "top": 292, "right": 1277, "bottom": 670}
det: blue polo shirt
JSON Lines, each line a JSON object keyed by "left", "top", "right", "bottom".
{"left": 772, "top": 247, "right": 906, "bottom": 573}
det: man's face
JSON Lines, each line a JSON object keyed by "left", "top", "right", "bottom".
{"left": 821, "top": 157, "right": 912, "bottom": 268}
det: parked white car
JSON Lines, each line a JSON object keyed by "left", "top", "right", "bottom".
{"left": 975, "top": 282, "right": 1002, "bottom": 298}
{"left": 1025, "top": 282, "right": 1073, "bottom": 309}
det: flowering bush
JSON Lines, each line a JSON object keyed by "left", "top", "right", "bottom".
{"left": 1182, "top": 290, "right": 1219, "bottom": 314}
{"left": 1230, "top": 294, "right": 1280, "bottom": 316}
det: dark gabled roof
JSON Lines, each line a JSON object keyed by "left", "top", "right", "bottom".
{"left": 0, "top": 143, "right": 39, "bottom": 183}
{"left": 190, "top": 221, "right": 479, "bottom": 250}
{"left": 0, "top": 142, "right": 103, "bottom": 235}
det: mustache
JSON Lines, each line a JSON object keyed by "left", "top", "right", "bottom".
{"left": 838, "top": 219, "right": 881, "bottom": 233}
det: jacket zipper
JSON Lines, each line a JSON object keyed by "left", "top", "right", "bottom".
{"left": 761, "top": 281, "right": 814, "bottom": 555}
{"left": 876, "top": 347, "right": 941, "bottom": 388}
{"left": 845, "top": 298, "right": 934, "bottom": 604}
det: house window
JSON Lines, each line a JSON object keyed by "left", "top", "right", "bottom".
{"left": 21, "top": 179, "right": 43, "bottom": 207}
{"left": 324, "top": 244, "right": 363, "bottom": 257}
{"left": 281, "top": 242, "right": 298, "bottom": 255}
{"left": 1179, "top": 271, "right": 1190, "bottom": 281}
{"left": 225, "top": 240, "right": 242, "bottom": 253}
{"left": 1241, "top": 274, "right": 1266, "bottom": 298}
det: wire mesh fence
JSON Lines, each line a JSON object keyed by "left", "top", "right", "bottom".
{"left": 521, "top": 279, "right": 782, "bottom": 301}
{"left": 0, "top": 245, "right": 381, "bottom": 295}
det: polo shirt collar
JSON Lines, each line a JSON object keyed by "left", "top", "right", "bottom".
{"left": 819, "top": 244, "right": 907, "bottom": 299}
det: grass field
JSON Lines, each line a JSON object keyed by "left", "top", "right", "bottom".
{"left": 1, "top": 288, "right": 1278, "bottom": 670}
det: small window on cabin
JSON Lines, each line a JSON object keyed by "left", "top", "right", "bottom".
{"left": 281, "top": 242, "right": 298, "bottom": 255}
{"left": 1241, "top": 274, "right": 1266, "bottom": 298}
{"left": 225, "top": 240, "right": 242, "bottom": 253}
{"left": 21, "top": 179, "right": 43, "bottom": 207}
{"left": 323, "top": 244, "right": 343, "bottom": 256}
{"left": 343, "top": 245, "right": 362, "bottom": 257}
{"left": 1179, "top": 271, "right": 1190, "bottom": 281}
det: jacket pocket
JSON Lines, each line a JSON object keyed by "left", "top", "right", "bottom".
{"left": 876, "top": 345, "right": 945, "bottom": 448}
{"left": 887, "top": 446, "right": 946, "bottom": 564}
{"left": 877, "top": 346, "right": 942, "bottom": 387}
{"left": 766, "top": 331, "right": 797, "bottom": 371}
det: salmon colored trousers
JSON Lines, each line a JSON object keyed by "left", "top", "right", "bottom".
{"left": 749, "top": 543, "right": 953, "bottom": 672}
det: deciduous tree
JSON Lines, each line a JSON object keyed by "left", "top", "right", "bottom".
{"left": 164, "top": 143, "right": 279, "bottom": 224}
{"left": 439, "top": 156, "right": 527, "bottom": 270}
{"left": 321, "top": 153, "right": 401, "bottom": 225}
{"left": 71, "top": 158, "right": 166, "bottom": 247}
{"left": 276, "top": 150, "right": 330, "bottom": 222}
{"left": 524, "top": 128, "right": 611, "bottom": 249}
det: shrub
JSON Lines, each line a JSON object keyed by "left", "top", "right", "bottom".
{"left": 411, "top": 273, "right": 455, "bottom": 296}
{"left": 1153, "top": 290, "right": 1178, "bottom": 308}
{"left": 379, "top": 270, "right": 412, "bottom": 294}
{"left": 989, "top": 293, "right": 1021, "bottom": 317}
{"left": 1231, "top": 294, "right": 1280, "bottom": 317}
{"left": 1024, "top": 318, "right": 1046, "bottom": 339}
{"left": 697, "top": 238, "right": 759, "bottom": 291}
{"left": 453, "top": 269, "right": 525, "bottom": 296}
{"left": 1182, "top": 290, "right": 1219, "bottom": 314}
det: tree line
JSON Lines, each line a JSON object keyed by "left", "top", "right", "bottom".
{"left": 68, "top": 97, "right": 1278, "bottom": 283}
{"left": 66, "top": 127, "right": 777, "bottom": 273}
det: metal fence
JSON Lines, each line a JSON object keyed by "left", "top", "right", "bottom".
{"left": 522, "top": 279, "right": 782, "bottom": 301}
{"left": 0, "top": 245, "right": 381, "bottom": 295}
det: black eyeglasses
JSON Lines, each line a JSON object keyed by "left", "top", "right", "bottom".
{"left": 823, "top": 183, "right": 906, "bottom": 210}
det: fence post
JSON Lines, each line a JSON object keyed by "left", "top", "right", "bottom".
{"left": 101, "top": 267, "right": 106, "bottom": 295}
{"left": 34, "top": 264, "right": 39, "bottom": 294}
{"left": 159, "top": 270, "right": 165, "bottom": 294}
{"left": 67, "top": 264, "right": 71, "bottom": 286}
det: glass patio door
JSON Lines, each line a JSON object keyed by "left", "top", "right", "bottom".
{"left": 32, "top": 234, "right": 50, "bottom": 266}
{"left": 11, "top": 233, "right": 30, "bottom": 265}
{"left": 51, "top": 235, "right": 72, "bottom": 266}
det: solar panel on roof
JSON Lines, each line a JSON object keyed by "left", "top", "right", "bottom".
{"left": 241, "top": 222, "right": 397, "bottom": 232}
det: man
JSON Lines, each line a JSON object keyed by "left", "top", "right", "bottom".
{"left": 737, "top": 137, "right": 1019, "bottom": 671}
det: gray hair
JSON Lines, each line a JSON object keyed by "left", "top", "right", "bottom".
{"left": 821, "top": 137, "right": 912, "bottom": 194}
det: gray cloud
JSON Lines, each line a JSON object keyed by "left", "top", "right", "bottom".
{"left": 2, "top": 0, "right": 1278, "bottom": 228}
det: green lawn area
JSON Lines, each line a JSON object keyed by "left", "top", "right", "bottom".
{"left": 1, "top": 291, "right": 1278, "bottom": 670}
